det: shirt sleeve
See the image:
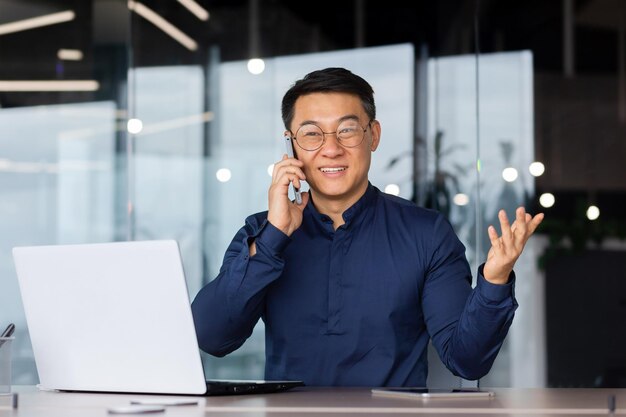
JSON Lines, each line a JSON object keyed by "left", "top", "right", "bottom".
{"left": 423, "top": 214, "right": 518, "bottom": 380}
{"left": 191, "top": 214, "right": 291, "bottom": 357}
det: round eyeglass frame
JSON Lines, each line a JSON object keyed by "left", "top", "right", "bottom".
{"left": 289, "top": 120, "right": 373, "bottom": 151}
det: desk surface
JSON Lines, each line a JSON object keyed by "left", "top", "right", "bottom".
{"left": 1, "top": 386, "right": 625, "bottom": 416}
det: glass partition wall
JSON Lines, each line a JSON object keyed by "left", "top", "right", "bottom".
{"left": 1, "top": 0, "right": 624, "bottom": 388}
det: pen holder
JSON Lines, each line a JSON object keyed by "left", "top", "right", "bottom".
{"left": 0, "top": 337, "right": 14, "bottom": 395}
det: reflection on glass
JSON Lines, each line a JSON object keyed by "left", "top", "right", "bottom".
{"left": 127, "top": 118, "right": 143, "bottom": 134}
{"left": 502, "top": 167, "right": 519, "bottom": 183}
{"left": 453, "top": 193, "right": 470, "bottom": 206}
{"left": 216, "top": 168, "right": 232, "bottom": 183}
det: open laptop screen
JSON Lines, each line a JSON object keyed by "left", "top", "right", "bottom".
{"left": 14, "top": 240, "right": 211, "bottom": 395}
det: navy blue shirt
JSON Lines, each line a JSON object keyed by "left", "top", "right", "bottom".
{"left": 192, "top": 184, "right": 517, "bottom": 386}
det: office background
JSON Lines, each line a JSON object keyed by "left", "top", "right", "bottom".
{"left": 1, "top": 0, "right": 625, "bottom": 389}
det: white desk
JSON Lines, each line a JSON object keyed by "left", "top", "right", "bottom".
{"left": 1, "top": 386, "right": 625, "bottom": 416}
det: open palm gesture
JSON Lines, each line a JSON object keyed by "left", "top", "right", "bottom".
{"left": 483, "top": 207, "right": 544, "bottom": 285}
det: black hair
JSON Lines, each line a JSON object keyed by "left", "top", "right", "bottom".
{"left": 281, "top": 67, "right": 376, "bottom": 130}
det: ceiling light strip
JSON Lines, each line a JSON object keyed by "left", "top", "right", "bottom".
{"left": 0, "top": 80, "right": 100, "bottom": 92}
{"left": 177, "top": 0, "right": 210, "bottom": 21}
{"left": 128, "top": 1, "right": 198, "bottom": 51}
{"left": 0, "top": 10, "right": 75, "bottom": 36}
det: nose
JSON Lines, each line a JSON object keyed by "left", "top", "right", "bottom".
{"left": 320, "top": 132, "right": 344, "bottom": 157}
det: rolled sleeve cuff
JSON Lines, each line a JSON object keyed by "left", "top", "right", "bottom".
{"left": 252, "top": 220, "right": 291, "bottom": 255}
{"left": 476, "top": 263, "right": 516, "bottom": 303}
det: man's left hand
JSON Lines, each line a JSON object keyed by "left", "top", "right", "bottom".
{"left": 483, "top": 207, "right": 544, "bottom": 285}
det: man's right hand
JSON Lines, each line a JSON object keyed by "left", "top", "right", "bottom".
{"left": 267, "top": 154, "right": 309, "bottom": 237}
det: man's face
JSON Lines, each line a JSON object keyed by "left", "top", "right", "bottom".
{"left": 287, "top": 92, "right": 380, "bottom": 205}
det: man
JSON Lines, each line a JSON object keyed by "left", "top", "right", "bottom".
{"left": 191, "top": 67, "right": 544, "bottom": 387}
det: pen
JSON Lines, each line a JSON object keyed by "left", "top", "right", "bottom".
{"left": 0, "top": 323, "right": 15, "bottom": 348}
{"left": 608, "top": 394, "right": 616, "bottom": 415}
{"left": 1, "top": 323, "right": 15, "bottom": 338}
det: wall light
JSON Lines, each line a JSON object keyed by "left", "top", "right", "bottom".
{"left": 586, "top": 205, "right": 600, "bottom": 221}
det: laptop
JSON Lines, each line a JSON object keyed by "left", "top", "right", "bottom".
{"left": 13, "top": 240, "right": 304, "bottom": 396}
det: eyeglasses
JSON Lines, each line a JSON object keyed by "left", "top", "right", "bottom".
{"left": 290, "top": 119, "right": 372, "bottom": 151}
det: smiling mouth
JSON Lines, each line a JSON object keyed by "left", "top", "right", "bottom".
{"left": 320, "top": 167, "right": 347, "bottom": 173}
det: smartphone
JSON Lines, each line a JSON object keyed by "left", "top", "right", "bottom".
{"left": 284, "top": 135, "right": 303, "bottom": 204}
{"left": 130, "top": 399, "right": 199, "bottom": 406}
{"left": 107, "top": 405, "right": 165, "bottom": 414}
{"left": 371, "top": 388, "right": 495, "bottom": 399}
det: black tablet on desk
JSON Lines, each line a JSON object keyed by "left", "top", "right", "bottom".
{"left": 371, "top": 388, "right": 495, "bottom": 399}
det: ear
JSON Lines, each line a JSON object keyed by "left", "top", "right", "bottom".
{"left": 369, "top": 120, "right": 381, "bottom": 152}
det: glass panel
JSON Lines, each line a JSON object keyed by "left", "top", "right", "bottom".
{"left": 0, "top": 0, "right": 129, "bottom": 384}
{"left": 204, "top": 44, "right": 415, "bottom": 379}
{"left": 424, "top": 51, "right": 536, "bottom": 387}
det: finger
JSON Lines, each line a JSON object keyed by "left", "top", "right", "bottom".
{"left": 274, "top": 154, "right": 304, "bottom": 170}
{"left": 274, "top": 162, "right": 304, "bottom": 179}
{"left": 281, "top": 152, "right": 303, "bottom": 164}
{"left": 273, "top": 165, "right": 306, "bottom": 184}
{"left": 487, "top": 225, "right": 501, "bottom": 248}
{"left": 522, "top": 213, "right": 532, "bottom": 237}
{"left": 526, "top": 212, "right": 545, "bottom": 234}
{"left": 510, "top": 212, "right": 526, "bottom": 232}
{"left": 280, "top": 172, "right": 304, "bottom": 190}
{"left": 498, "top": 210, "right": 512, "bottom": 241}
{"left": 514, "top": 207, "right": 528, "bottom": 239}
{"left": 292, "top": 175, "right": 303, "bottom": 190}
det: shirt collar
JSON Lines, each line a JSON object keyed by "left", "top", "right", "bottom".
{"left": 341, "top": 182, "right": 377, "bottom": 225}
{"left": 305, "top": 182, "right": 378, "bottom": 229}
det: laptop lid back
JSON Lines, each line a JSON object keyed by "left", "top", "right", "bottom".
{"left": 13, "top": 240, "right": 207, "bottom": 395}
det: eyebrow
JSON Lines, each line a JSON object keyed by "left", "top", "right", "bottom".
{"left": 298, "top": 114, "right": 361, "bottom": 127}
